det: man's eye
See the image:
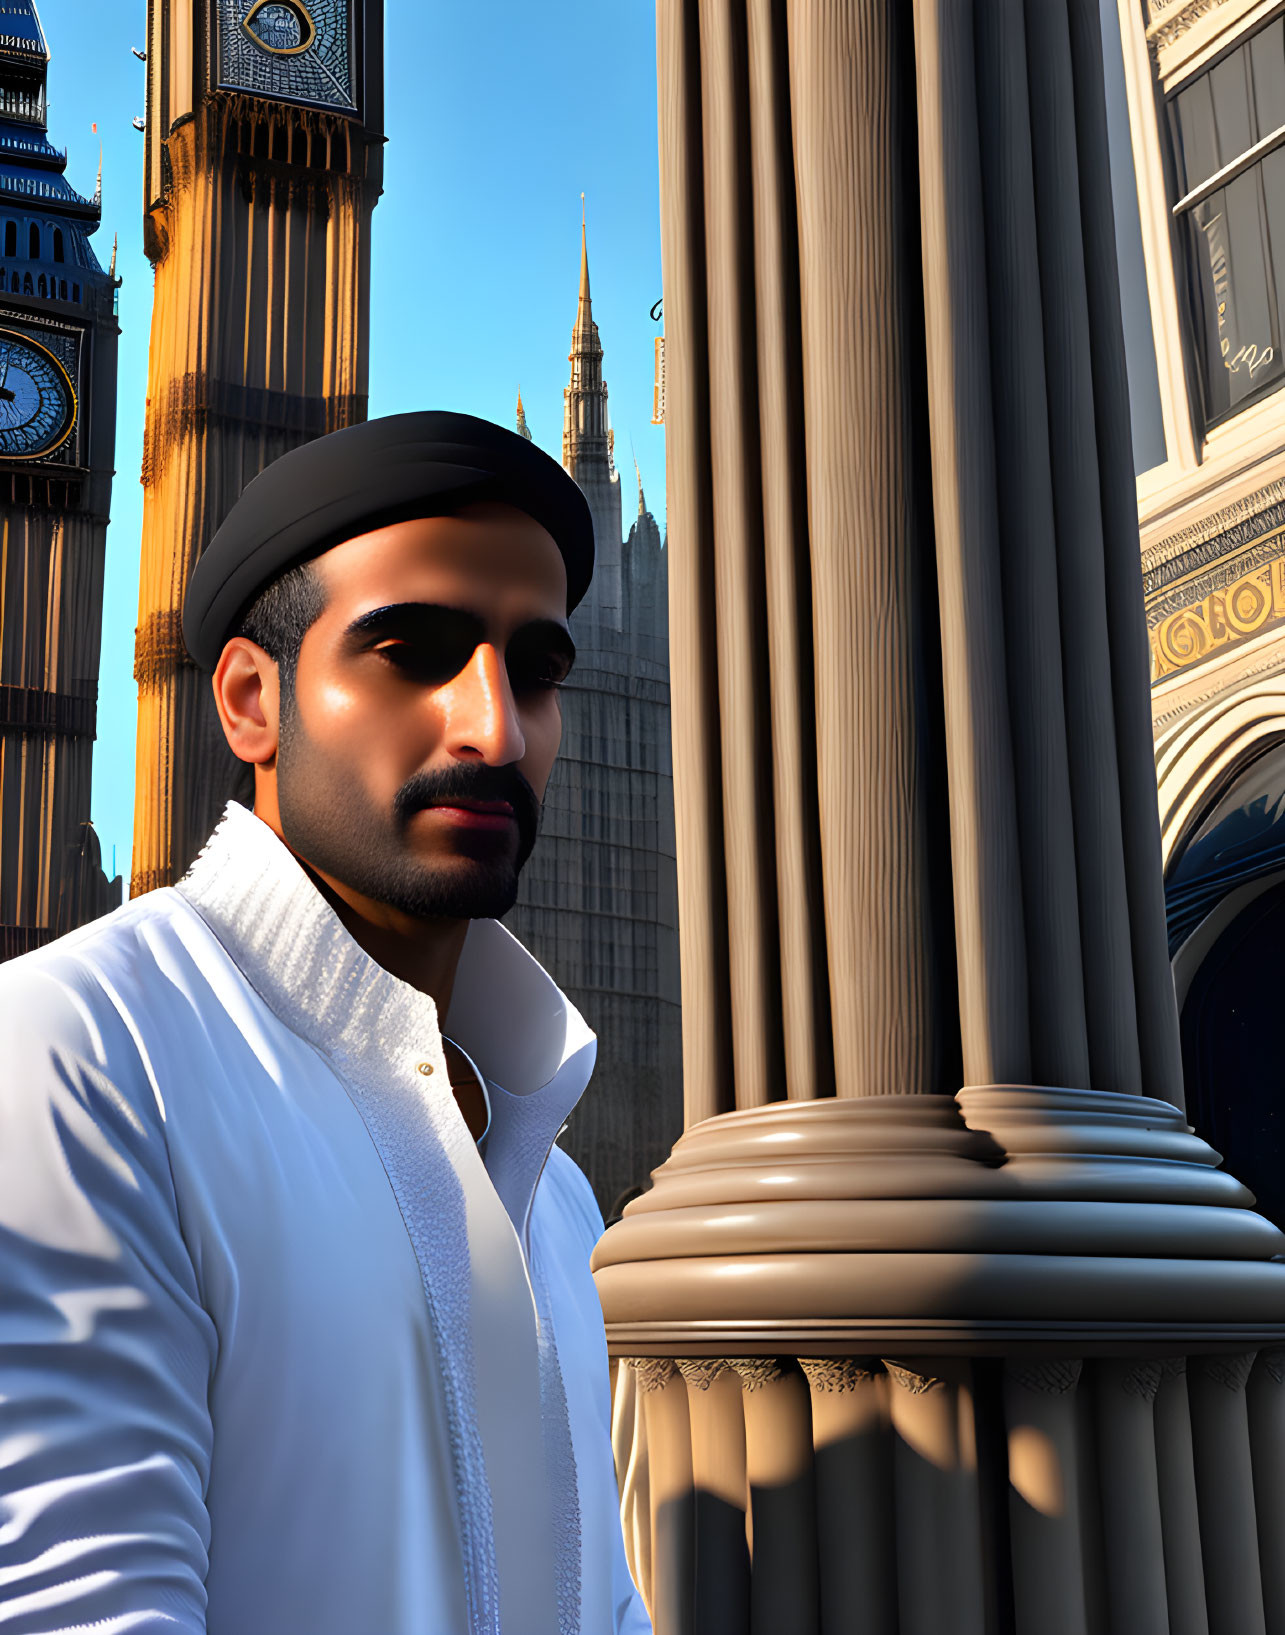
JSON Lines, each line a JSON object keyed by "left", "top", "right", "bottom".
{"left": 372, "top": 640, "right": 468, "bottom": 683}
{"left": 509, "top": 665, "right": 568, "bottom": 693}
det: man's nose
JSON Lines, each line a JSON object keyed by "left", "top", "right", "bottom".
{"left": 442, "top": 642, "right": 526, "bottom": 765}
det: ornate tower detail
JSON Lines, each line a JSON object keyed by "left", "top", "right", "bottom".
{"left": 131, "top": 0, "right": 383, "bottom": 894}
{"left": 562, "top": 214, "right": 622, "bottom": 630}
{"left": 515, "top": 385, "right": 531, "bottom": 441}
{"left": 504, "top": 221, "right": 681, "bottom": 1216}
{"left": 0, "top": 1, "right": 122, "bottom": 959}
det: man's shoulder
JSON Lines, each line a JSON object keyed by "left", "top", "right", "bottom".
{"left": 0, "top": 888, "right": 209, "bottom": 1040}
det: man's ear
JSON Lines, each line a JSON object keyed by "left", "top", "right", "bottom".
{"left": 212, "top": 637, "right": 281, "bottom": 766}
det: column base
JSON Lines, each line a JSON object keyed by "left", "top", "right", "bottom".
{"left": 592, "top": 1089, "right": 1285, "bottom": 1355}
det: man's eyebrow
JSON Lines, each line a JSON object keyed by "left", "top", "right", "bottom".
{"left": 507, "top": 618, "right": 577, "bottom": 665}
{"left": 342, "top": 602, "right": 485, "bottom": 640}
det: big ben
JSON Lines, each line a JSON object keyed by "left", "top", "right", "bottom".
{"left": 0, "top": 1, "right": 121, "bottom": 959}
{"left": 132, "top": 0, "right": 383, "bottom": 894}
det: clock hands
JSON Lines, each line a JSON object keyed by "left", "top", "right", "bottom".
{"left": 0, "top": 346, "right": 15, "bottom": 404}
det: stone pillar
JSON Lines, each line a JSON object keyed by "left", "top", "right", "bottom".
{"left": 597, "top": 0, "right": 1285, "bottom": 1622}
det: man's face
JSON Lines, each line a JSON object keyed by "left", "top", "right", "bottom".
{"left": 273, "top": 501, "right": 573, "bottom": 922}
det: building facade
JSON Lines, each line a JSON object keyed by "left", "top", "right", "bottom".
{"left": 1109, "top": 0, "right": 1285, "bottom": 1231}
{"left": 505, "top": 225, "right": 682, "bottom": 1218}
{"left": 131, "top": 0, "right": 382, "bottom": 895}
{"left": 0, "top": 1, "right": 121, "bottom": 960}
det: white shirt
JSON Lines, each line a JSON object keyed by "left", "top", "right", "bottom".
{"left": 0, "top": 802, "right": 650, "bottom": 1635}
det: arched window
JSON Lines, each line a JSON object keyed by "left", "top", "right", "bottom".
{"left": 52, "top": 228, "right": 63, "bottom": 263}
{"left": 4, "top": 221, "right": 15, "bottom": 258}
{"left": 22, "top": 273, "right": 32, "bottom": 295}
{"left": 0, "top": 270, "right": 8, "bottom": 292}
{"left": 58, "top": 278, "right": 66, "bottom": 300}
{"left": 37, "top": 273, "right": 46, "bottom": 298}
{"left": 71, "top": 282, "right": 79, "bottom": 303}
{"left": 27, "top": 222, "right": 39, "bottom": 259}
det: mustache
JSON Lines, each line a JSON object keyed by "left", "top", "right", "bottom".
{"left": 393, "top": 764, "right": 542, "bottom": 857}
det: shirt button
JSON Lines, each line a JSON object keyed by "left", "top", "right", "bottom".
{"left": 416, "top": 1061, "right": 434, "bottom": 1077}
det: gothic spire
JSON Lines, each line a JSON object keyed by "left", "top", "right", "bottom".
{"left": 575, "top": 198, "right": 593, "bottom": 341}
{"left": 516, "top": 387, "right": 532, "bottom": 441}
{"left": 634, "top": 456, "right": 646, "bottom": 518}
{"left": 563, "top": 200, "right": 607, "bottom": 476}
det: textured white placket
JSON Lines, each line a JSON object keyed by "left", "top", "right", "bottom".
{"left": 176, "top": 803, "right": 592, "bottom": 1635}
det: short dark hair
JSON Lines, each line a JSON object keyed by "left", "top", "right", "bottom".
{"left": 235, "top": 558, "right": 327, "bottom": 695}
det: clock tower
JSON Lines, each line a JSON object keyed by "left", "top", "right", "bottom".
{"left": 131, "top": 0, "right": 382, "bottom": 894}
{"left": 0, "top": 0, "right": 122, "bottom": 959}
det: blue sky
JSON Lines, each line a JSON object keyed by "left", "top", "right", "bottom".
{"left": 46, "top": 1, "right": 665, "bottom": 881}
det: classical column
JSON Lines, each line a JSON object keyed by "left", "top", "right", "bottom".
{"left": 596, "top": 0, "right": 1285, "bottom": 1623}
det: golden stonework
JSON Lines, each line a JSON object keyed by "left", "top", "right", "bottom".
{"left": 1150, "top": 547, "right": 1285, "bottom": 680}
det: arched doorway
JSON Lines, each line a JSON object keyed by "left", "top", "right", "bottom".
{"left": 1180, "top": 876, "right": 1285, "bottom": 1228}
{"left": 1168, "top": 739, "right": 1285, "bottom": 1226}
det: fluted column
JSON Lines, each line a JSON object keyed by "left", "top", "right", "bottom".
{"left": 600, "top": 0, "right": 1285, "bottom": 1625}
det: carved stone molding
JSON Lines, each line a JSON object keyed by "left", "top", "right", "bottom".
{"left": 1258, "top": 1350, "right": 1285, "bottom": 1384}
{"left": 1122, "top": 1360, "right": 1165, "bottom": 1401}
{"left": 594, "top": 1091, "right": 1285, "bottom": 1355}
{"left": 798, "top": 1357, "right": 882, "bottom": 1394}
{"left": 141, "top": 371, "right": 366, "bottom": 491}
{"left": 134, "top": 609, "right": 193, "bottom": 689}
{"left": 1143, "top": 476, "right": 1285, "bottom": 577}
{"left": 883, "top": 1361, "right": 945, "bottom": 1396}
{"left": 727, "top": 1357, "right": 787, "bottom": 1393}
{"left": 1145, "top": 0, "right": 1234, "bottom": 53}
{"left": 1192, "top": 1351, "right": 1257, "bottom": 1392}
{"left": 675, "top": 1358, "right": 730, "bottom": 1392}
{"left": 1006, "top": 1358, "right": 1083, "bottom": 1396}
{"left": 631, "top": 1357, "right": 678, "bottom": 1394}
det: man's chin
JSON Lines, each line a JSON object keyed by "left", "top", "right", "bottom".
{"left": 389, "top": 858, "right": 522, "bottom": 922}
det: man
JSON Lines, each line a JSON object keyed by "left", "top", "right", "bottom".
{"left": 0, "top": 413, "right": 651, "bottom": 1634}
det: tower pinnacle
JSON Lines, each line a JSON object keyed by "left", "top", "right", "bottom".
{"left": 563, "top": 203, "right": 606, "bottom": 472}
{"left": 574, "top": 206, "right": 595, "bottom": 354}
{"left": 516, "top": 387, "right": 532, "bottom": 441}
{"left": 562, "top": 201, "right": 622, "bottom": 628}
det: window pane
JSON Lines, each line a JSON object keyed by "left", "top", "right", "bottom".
{"left": 1223, "top": 167, "right": 1279, "bottom": 393}
{"left": 1186, "top": 194, "right": 1235, "bottom": 419}
{"left": 1251, "top": 19, "right": 1285, "bottom": 136}
{"left": 1174, "top": 72, "right": 1222, "bottom": 193}
{"left": 1211, "top": 47, "right": 1254, "bottom": 164}
{"left": 1185, "top": 168, "right": 1285, "bottom": 424}
{"left": 1264, "top": 144, "right": 1285, "bottom": 345}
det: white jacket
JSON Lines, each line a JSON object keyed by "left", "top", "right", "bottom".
{"left": 0, "top": 801, "right": 650, "bottom": 1635}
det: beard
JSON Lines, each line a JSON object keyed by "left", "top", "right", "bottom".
{"left": 275, "top": 706, "right": 543, "bottom": 921}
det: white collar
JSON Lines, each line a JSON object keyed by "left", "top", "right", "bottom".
{"left": 175, "top": 800, "right": 596, "bottom": 1241}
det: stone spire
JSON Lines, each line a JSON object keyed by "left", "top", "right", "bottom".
{"left": 516, "top": 386, "right": 532, "bottom": 441}
{"left": 562, "top": 200, "right": 622, "bottom": 629}
{"left": 562, "top": 201, "right": 609, "bottom": 474}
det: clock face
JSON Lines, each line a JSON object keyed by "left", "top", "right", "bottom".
{"left": 217, "top": 0, "right": 357, "bottom": 114}
{"left": 0, "top": 330, "right": 75, "bottom": 460}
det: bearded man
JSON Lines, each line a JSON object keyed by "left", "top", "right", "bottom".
{"left": 0, "top": 413, "right": 651, "bottom": 1635}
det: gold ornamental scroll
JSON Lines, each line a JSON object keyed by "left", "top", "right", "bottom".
{"left": 1150, "top": 552, "right": 1285, "bottom": 681}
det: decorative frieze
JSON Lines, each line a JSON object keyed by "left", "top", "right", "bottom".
{"left": 1145, "top": 0, "right": 1234, "bottom": 54}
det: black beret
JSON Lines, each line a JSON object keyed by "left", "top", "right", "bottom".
{"left": 182, "top": 410, "right": 595, "bottom": 669}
